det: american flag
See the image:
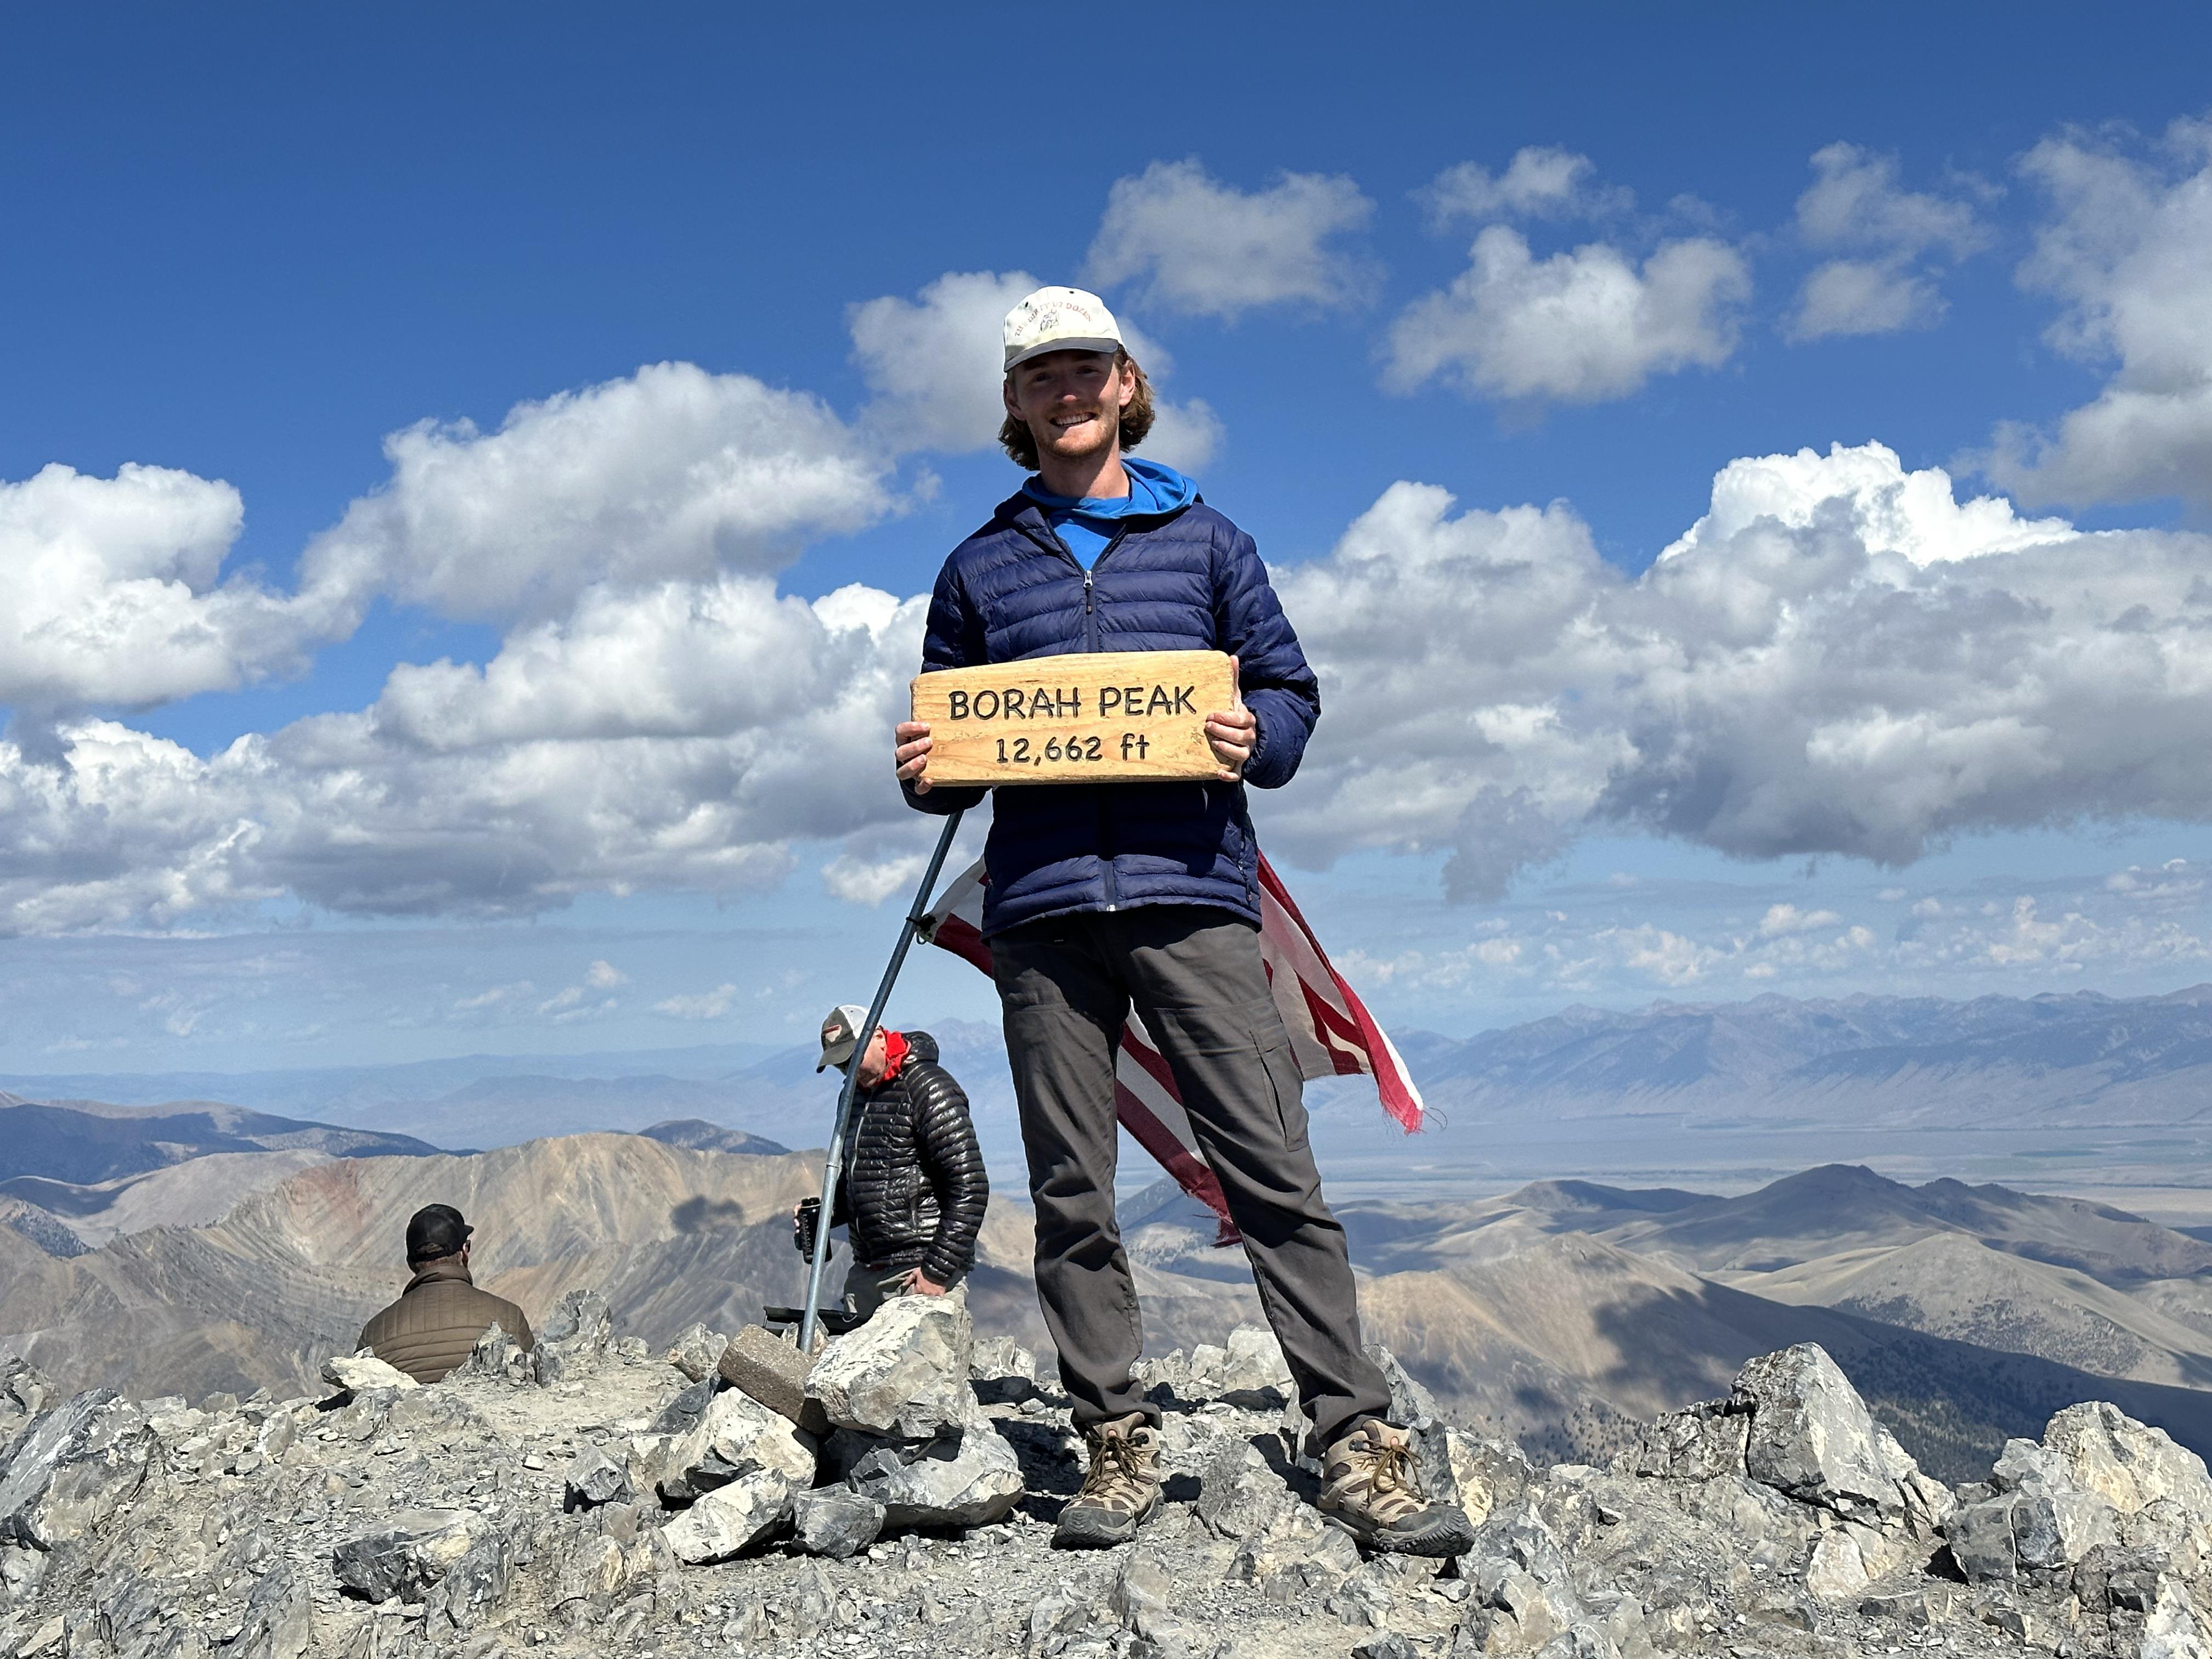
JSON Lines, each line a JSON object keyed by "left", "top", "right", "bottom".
{"left": 920, "top": 853, "right": 1425, "bottom": 1244}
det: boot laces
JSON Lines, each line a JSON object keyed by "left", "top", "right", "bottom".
{"left": 1086, "top": 1430, "right": 1144, "bottom": 1495}
{"left": 1363, "top": 1436, "right": 1416, "bottom": 1498}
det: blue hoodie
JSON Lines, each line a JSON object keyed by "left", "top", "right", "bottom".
{"left": 1021, "top": 456, "right": 1199, "bottom": 569}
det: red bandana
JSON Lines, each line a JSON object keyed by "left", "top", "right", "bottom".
{"left": 877, "top": 1028, "right": 911, "bottom": 1086}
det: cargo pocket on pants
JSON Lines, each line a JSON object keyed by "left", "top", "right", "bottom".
{"left": 1254, "top": 1024, "right": 1311, "bottom": 1153}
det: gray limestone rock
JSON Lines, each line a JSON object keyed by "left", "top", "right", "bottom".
{"left": 320, "top": 1352, "right": 417, "bottom": 1395}
{"left": 451, "top": 1322, "right": 533, "bottom": 1386}
{"left": 805, "top": 1286, "right": 974, "bottom": 1437}
{"left": 792, "top": 1486, "right": 884, "bottom": 1558}
{"left": 2045, "top": 1401, "right": 2212, "bottom": 1553}
{"left": 1946, "top": 1436, "right": 2120, "bottom": 1581}
{"left": 1730, "top": 1345, "right": 1941, "bottom": 1530}
{"left": 331, "top": 1507, "right": 481, "bottom": 1602}
{"left": 226, "top": 1568, "right": 314, "bottom": 1659}
{"left": 532, "top": 1289, "right": 614, "bottom": 1385}
{"left": 842, "top": 1412, "right": 1023, "bottom": 1528}
{"left": 423, "top": 1523, "right": 518, "bottom": 1634}
{"left": 659, "top": 1466, "right": 792, "bottom": 1564}
{"left": 1195, "top": 1436, "right": 1291, "bottom": 1539}
{"left": 0, "top": 1361, "right": 50, "bottom": 1456}
{"left": 1632, "top": 1399, "right": 1750, "bottom": 1483}
{"left": 657, "top": 1385, "right": 817, "bottom": 1503}
{"left": 564, "top": 1447, "right": 632, "bottom": 1510}
{"left": 1216, "top": 1327, "right": 1293, "bottom": 1397}
{"left": 0, "top": 1389, "right": 149, "bottom": 1551}
{"left": 971, "top": 1335, "right": 1042, "bottom": 1406}
{"left": 664, "top": 1323, "right": 731, "bottom": 1384}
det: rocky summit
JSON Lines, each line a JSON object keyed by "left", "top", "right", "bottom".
{"left": 4, "top": 1289, "right": 2212, "bottom": 1659}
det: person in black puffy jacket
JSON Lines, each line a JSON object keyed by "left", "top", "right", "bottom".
{"left": 793, "top": 1003, "right": 988, "bottom": 1323}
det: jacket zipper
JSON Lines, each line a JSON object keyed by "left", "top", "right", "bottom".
{"left": 1088, "top": 525, "right": 1135, "bottom": 909}
{"left": 1020, "top": 511, "right": 1140, "bottom": 912}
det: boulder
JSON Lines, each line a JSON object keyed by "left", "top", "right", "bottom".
{"left": 1946, "top": 1438, "right": 2120, "bottom": 1582}
{"left": 657, "top": 1387, "right": 818, "bottom": 1502}
{"left": 1731, "top": 1345, "right": 1947, "bottom": 1530}
{"left": 563, "top": 1448, "right": 631, "bottom": 1510}
{"left": 2143, "top": 1577, "right": 2212, "bottom": 1659}
{"left": 791, "top": 1486, "right": 884, "bottom": 1559}
{"left": 660, "top": 1468, "right": 792, "bottom": 1565}
{"left": 1633, "top": 1399, "right": 1751, "bottom": 1483}
{"left": 532, "top": 1289, "right": 613, "bottom": 1385}
{"left": 2044, "top": 1402, "right": 2212, "bottom": 1553}
{"left": 1196, "top": 1437, "right": 1291, "bottom": 1539}
{"left": 0, "top": 1390, "right": 150, "bottom": 1550}
{"left": 1217, "top": 1327, "right": 1293, "bottom": 1396}
{"left": 719, "top": 1324, "right": 832, "bottom": 1434}
{"left": 422, "top": 1523, "right": 517, "bottom": 1635}
{"left": 331, "top": 1508, "right": 481, "bottom": 1602}
{"left": 665, "top": 1323, "right": 730, "bottom": 1384}
{"left": 842, "top": 1413, "right": 1024, "bottom": 1528}
{"left": 805, "top": 1287, "right": 974, "bottom": 1437}
{"left": 971, "top": 1335, "right": 1042, "bottom": 1405}
{"left": 319, "top": 1352, "right": 417, "bottom": 1395}
{"left": 450, "top": 1323, "right": 532, "bottom": 1386}
{"left": 1803, "top": 1531, "right": 1869, "bottom": 1602}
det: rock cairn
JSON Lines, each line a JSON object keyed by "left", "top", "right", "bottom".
{"left": 4, "top": 1295, "right": 2210, "bottom": 1657}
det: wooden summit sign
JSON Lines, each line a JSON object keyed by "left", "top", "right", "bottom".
{"left": 912, "top": 650, "right": 1235, "bottom": 786}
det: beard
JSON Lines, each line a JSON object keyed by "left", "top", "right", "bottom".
{"left": 1039, "top": 407, "right": 1119, "bottom": 462}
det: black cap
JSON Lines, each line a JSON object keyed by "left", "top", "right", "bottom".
{"left": 405, "top": 1203, "right": 472, "bottom": 1264}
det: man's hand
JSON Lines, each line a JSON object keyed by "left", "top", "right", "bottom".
{"left": 1204, "top": 654, "right": 1254, "bottom": 782}
{"left": 793, "top": 1197, "right": 823, "bottom": 1261}
{"left": 895, "top": 720, "right": 933, "bottom": 794}
{"left": 903, "top": 1268, "right": 950, "bottom": 1296}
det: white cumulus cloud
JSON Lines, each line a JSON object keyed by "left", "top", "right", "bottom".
{"left": 1788, "top": 143, "right": 1991, "bottom": 341}
{"left": 300, "top": 362, "right": 898, "bottom": 622}
{"left": 1419, "top": 148, "right": 1632, "bottom": 227}
{"left": 1384, "top": 226, "right": 1750, "bottom": 405}
{"left": 1086, "top": 158, "right": 1378, "bottom": 319}
{"left": 0, "top": 462, "right": 354, "bottom": 709}
{"left": 1979, "top": 119, "right": 2212, "bottom": 509}
{"left": 1271, "top": 440, "right": 2212, "bottom": 898}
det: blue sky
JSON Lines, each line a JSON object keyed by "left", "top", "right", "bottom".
{"left": 4, "top": 5, "right": 2212, "bottom": 1071}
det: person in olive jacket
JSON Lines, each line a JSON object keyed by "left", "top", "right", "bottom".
{"left": 358, "top": 1204, "right": 534, "bottom": 1383}
{"left": 793, "top": 1003, "right": 989, "bottom": 1322}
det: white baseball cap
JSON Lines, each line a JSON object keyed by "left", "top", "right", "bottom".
{"left": 816, "top": 1003, "right": 872, "bottom": 1073}
{"left": 1003, "top": 286, "right": 1125, "bottom": 373}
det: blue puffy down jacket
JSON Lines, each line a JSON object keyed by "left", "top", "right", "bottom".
{"left": 904, "top": 488, "right": 1319, "bottom": 936}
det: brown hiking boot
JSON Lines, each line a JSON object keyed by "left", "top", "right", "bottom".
{"left": 1054, "top": 1413, "right": 1163, "bottom": 1548}
{"left": 1319, "top": 1419, "right": 1476, "bottom": 1556}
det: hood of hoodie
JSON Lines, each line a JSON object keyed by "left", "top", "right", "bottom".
{"left": 1020, "top": 456, "right": 1198, "bottom": 522}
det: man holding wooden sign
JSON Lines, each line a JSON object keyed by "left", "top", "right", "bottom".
{"left": 894, "top": 286, "right": 1470, "bottom": 1556}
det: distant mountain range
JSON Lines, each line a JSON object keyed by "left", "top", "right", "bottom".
{"left": 12, "top": 985, "right": 2212, "bottom": 1200}
{"left": 1391, "top": 983, "right": 2212, "bottom": 1127}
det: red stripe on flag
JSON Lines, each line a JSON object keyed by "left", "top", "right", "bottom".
{"left": 1113, "top": 1084, "right": 1239, "bottom": 1243}
{"left": 1259, "top": 854, "right": 1424, "bottom": 1131}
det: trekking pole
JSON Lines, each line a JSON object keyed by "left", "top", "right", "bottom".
{"left": 799, "top": 807, "right": 967, "bottom": 1352}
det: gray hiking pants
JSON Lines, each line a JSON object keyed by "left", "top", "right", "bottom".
{"left": 991, "top": 905, "right": 1392, "bottom": 1451}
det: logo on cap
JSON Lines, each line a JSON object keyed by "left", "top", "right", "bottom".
{"left": 1003, "top": 285, "right": 1125, "bottom": 372}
